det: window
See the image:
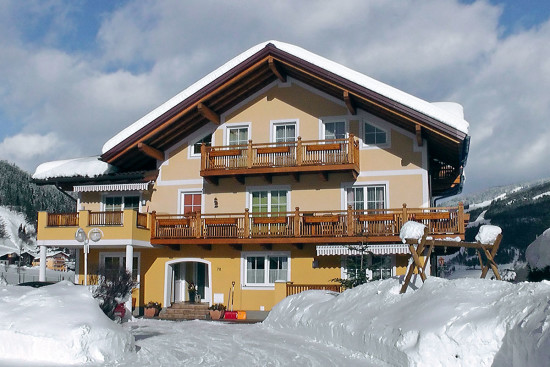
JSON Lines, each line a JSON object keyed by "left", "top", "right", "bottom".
{"left": 363, "top": 122, "right": 387, "bottom": 145}
{"left": 105, "top": 195, "right": 139, "bottom": 211}
{"left": 324, "top": 121, "right": 346, "bottom": 140}
{"left": 274, "top": 123, "right": 296, "bottom": 143}
{"left": 244, "top": 253, "right": 289, "bottom": 286}
{"left": 192, "top": 134, "right": 212, "bottom": 155}
{"left": 347, "top": 185, "right": 386, "bottom": 210}
{"left": 181, "top": 193, "right": 201, "bottom": 214}
{"left": 251, "top": 190, "right": 288, "bottom": 215}
{"left": 228, "top": 127, "right": 249, "bottom": 146}
{"left": 100, "top": 253, "right": 140, "bottom": 283}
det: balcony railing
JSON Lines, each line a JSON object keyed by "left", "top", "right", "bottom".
{"left": 286, "top": 283, "right": 342, "bottom": 296}
{"left": 200, "top": 135, "right": 360, "bottom": 181}
{"left": 47, "top": 212, "right": 79, "bottom": 227}
{"left": 151, "top": 203, "right": 467, "bottom": 244}
{"left": 46, "top": 211, "right": 127, "bottom": 227}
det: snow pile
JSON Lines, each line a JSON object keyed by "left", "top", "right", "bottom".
{"left": 0, "top": 281, "right": 134, "bottom": 365}
{"left": 0, "top": 206, "right": 37, "bottom": 258}
{"left": 264, "top": 278, "right": 550, "bottom": 366}
{"left": 32, "top": 156, "right": 116, "bottom": 180}
{"left": 526, "top": 228, "right": 550, "bottom": 269}
{"left": 399, "top": 221, "right": 426, "bottom": 243}
{"left": 475, "top": 224, "right": 502, "bottom": 244}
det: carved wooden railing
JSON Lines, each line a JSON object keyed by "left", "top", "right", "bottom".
{"left": 200, "top": 135, "right": 359, "bottom": 173}
{"left": 286, "top": 283, "right": 342, "bottom": 296}
{"left": 47, "top": 212, "right": 79, "bottom": 227}
{"left": 151, "top": 203, "right": 466, "bottom": 241}
{"left": 89, "top": 211, "right": 124, "bottom": 226}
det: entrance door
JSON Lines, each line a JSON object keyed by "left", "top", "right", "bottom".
{"left": 168, "top": 260, "right": 211, "bottom": 305}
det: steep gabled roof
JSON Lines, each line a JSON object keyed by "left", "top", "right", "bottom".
{"left": 101, "top": 40, "right": 469, "bottom": 171}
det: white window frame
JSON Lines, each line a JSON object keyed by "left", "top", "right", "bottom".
{"left": 101, "top": 192, "right": 143, "bottom": 212}
{"left": 359, "top": 115, "right": 391, "bottom": 149}
{"left": 240, "top": 251, "right": 291, "bottom": 289}
{"left": 341, "top": 182, "right": 389, "bottom": 210}
{"left": 177, "top": 189, "right": 204, "bottom": 215}
{"left": 246, "top": 185, "right": 291, "bottom": 214}
{"left": 99, "top": 251, "right": 141, "bottom": 287}
{"left": 319, "top": 117, "right": 349, "bottom": 140}
{"left": 224, "top": 122, "right": 251, "bottom": 146}
{"left": 189, "top": 133, "right": 214, "bottom": 158}
{"left": 270, "top": 119, "right": 299, "bottom": 143}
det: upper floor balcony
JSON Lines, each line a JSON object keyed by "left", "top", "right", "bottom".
{"left": 37, "top": 209, "right": 151, "bottom": 244}
{"left": 200, "top": 135, "right": 360, "bottom": 184}
{"left": 150, "top": 204, "right": 468, "bottom": 246}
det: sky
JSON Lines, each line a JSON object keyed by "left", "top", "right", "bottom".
{"left": 0, "top": 0, "right": 549, "bottom": 195}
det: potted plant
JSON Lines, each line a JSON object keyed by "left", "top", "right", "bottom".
{"left": 144, "top": 301, "right": 161, "bottom": 317}
{"left": 188, "top": 283, "right": 198, "bottom": 303}
{"left": 208, "top": 303, "right": 226, "bottom": 320}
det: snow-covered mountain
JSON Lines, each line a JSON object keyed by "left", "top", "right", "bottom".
{"left": 442, "top": 177, "right": 550, "bottom": 263}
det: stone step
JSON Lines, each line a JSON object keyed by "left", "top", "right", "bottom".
{"left": 157, "top": 302, "right": 210, "bottom": 320}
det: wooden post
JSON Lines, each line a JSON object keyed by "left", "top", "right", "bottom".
{"left": 294, "top": 207, "right": 301, "bottom": 237}
{"left": 201, "top": 143, "right": 207, "bottom": 171}
{"left": 347, "top": 205, "right": 353, "bottom": 236}
{"left": 347, "top": 134, "right": 354, "bottom": 163}
{"left": 400, "top": 227, "right": 428, "bottom": 294}
{"left": 195, "top": 210, "right": 202, "bottom": 238}
{"left": 480, "top": 233, "right": 503, "bottom": 279}
{"left": 402, "top": 203, "right": 408, "bottom": 227}
{"left": 150, "top": 211, "right": 156, "bottom": 239}
{"left": 244, "top": 208, "right": 250, "bottom": 238}
{"left": 458, "top": 202, "right": 465, "bottom": 235}
{"left": 296, "top": 137, "right": 303, "bottom": 166}
{"left": 247, "top": 139, "right": 253, "bottom": 168}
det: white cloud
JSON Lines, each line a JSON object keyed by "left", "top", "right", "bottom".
{"left": 0, "top": 0, "right": 549, "bottom": 194}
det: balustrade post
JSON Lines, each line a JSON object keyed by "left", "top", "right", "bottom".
{"left": 195, "top": 211, "right": 202, "bottom": 238}
{"left": 201, "top": 142, "right": 207, "bottom": 171}
{"left": 402, "top": 203, "right": 408, "bottom": 227}
{"left": 347, "top": 205, "right": 353, "bottom": 236}
{"left": 247, "top": 140, "right": 253, "bottom": 168}
{"left": 244, "top": 208, "right": 250, "bottom": 238}
{"left": 150, "top": 211, "right": 156, "bottom": 239}
{"left": 296, "top": 137, "right": 303, "bottom": 166}
{"left": 294, "top": 207, "right": 301, "bottom": 237}
{"left": 458, "top": 202, "right": 465, "bottom": 235}
{"left": 348, "top": 134, "right": 355, "bottom": 163}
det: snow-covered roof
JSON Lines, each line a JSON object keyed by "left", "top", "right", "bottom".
{"left": 32, "top": 156, "right": 117, "bottom": 180}
{"left": 102, "top": 40, "right": 469, "bottom": 154}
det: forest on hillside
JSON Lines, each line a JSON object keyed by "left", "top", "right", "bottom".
{"left": 0, "top": 160, "right": 75, "bottom": 227}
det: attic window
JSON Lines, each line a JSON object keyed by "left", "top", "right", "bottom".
{"left": 192, "top": 134, "right": 212, "bottom": 155}
{"left": 363, "top": 122, "right": 387, "bottom": 145}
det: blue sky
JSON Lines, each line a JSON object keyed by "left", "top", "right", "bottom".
{"left": 1, "top": 0, "right": 550, "bottom": 195}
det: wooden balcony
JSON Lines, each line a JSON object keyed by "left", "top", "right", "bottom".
{"left": 150, "top": 203, "right": 467, "bottom": 245}
{"left": 200, "top": 135, "right": 360, "bottom": 184}
{"left": 37, "top": 210, "right": 152, "bottom": 244}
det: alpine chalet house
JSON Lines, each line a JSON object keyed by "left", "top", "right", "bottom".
{"left": 33, "top": 41, "right": 469, "bottom": 316}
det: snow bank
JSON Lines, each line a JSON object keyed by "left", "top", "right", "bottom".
{"left": 399, "top": 221, "right": 426, "bottom": 243}
{"left": 475, "top": 224, "right": 502, "bottom": 244}
{"left": 0, "top": 281, "right": 134, "bottom": 365}
{"left": 526, "top": 228, "right": 550, "bottom": 269}
{"left": 263, "top": 278, "right": 550, "bottom": 367}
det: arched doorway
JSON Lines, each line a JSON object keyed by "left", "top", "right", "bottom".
{"left": 164, "top": 258, "right": 211, "bottom": 307}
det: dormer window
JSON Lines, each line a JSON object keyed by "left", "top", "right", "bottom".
{"left": 363, "top": 122, "right": 387, "bottom": 145}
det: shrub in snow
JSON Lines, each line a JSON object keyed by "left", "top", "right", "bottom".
{"left": 93, "top": 266, "right": 137, "bottom": 320}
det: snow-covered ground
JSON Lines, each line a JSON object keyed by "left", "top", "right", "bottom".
{"left": 1, "top": 276, "right": 549, "bottom": 366}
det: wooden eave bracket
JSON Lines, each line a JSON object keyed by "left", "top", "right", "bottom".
{"left": 268, "top": 57, "right": 286, "bottom": 82}
{"left": 343, "top": 90, "right": 356, "bottom": 115}
{"left": 197, "top": 102, "right": 220, "bottom": 125}
{"left": 138, "top": 142, "right": 164, "bottom": 162}
{"left": 415, "top": 124, "right": 423, "bottom": 147}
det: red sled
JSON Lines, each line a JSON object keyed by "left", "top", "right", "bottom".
{"left": 224, "top": 311, "right": 238, "bottom": 319}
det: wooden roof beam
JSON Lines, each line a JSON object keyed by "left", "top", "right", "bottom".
{"left": 137, "top": 142, "right": 164, "bottom": 161}
{"left": 197, "top": 102, "right": 220, "bottom": 124}
{"left": 343, "top": 90, "right": 356, "bottom": 115}
{"left": 268, "top": 56, "right": 286, "bottom": 83}
{"left": 416, "top": 124, "right": 423, "bottom": 146}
